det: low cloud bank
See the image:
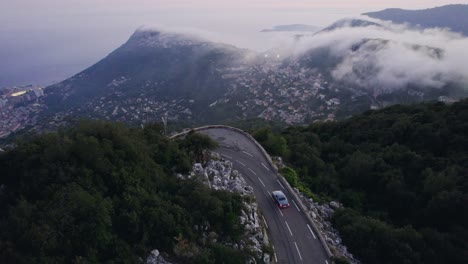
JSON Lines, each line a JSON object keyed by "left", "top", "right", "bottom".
{"left": 291, "top": 18, "right": 468, "bottom": 93}
{"left": 140, "top": 19, "right": 468, "bottom": 94}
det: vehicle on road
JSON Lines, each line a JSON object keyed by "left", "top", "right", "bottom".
{"left": 272, "top": 190, "right": 290, "bottom": 208}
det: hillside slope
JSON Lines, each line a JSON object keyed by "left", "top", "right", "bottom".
{"left": 45, "top": 30, "right": 250, "bottom": 119}
{"left": 363, "top": 4, "right": 468, "bottom": 36}
{"left": 35, "top": 24, "right": 468, "bottom": 130}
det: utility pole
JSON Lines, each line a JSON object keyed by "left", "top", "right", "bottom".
{"left": 142, "top": 107, "right": 150, "bottom": 128}
{"left": 161, "top": 112, "right": 168, "bottom": 136}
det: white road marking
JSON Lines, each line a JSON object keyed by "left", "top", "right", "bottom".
{"left": 242, "top": 151, "right": 254, "bottom": 157}
{"left": 294, "top": 242, "right": 303, "bottom": 261}
{"left": 261, "top": 162, "right": 270, "bottom": 171}
{"left": 285, "top": 221, "right": 293, "bottom": 237}
{"left": 277, "top": 180, "right": 286, "bottom": 190}
{"left": 262, "top": 215, "right": 268, "bottom": 229}
{"left": 248, "top": 168, "right": 257, "bottom": 175}
{"left": 236, "top": 160, "right": 246, "bottom": 166}
{"left": 307, "top": 224, "right": 317, "bottom": 239}
{"left": 258, "top": 177, "right": 266, "bottom": 187}
{"left": 292, "top": 200, "right": 301, "bottom": 212}
{"left": 221, "top": 144, "right": 230, "bottom": 148}
{"left": 277, "top": 207, "right": 284, "bottom": 217}
{"left": 221, "top": 154, "right": 232, "bottom": 159}
{"left": 325, "top": 261, "right": 329, "bottom": 264}
{"left": 272, "top": 245, "right": 278, "bottom": 263}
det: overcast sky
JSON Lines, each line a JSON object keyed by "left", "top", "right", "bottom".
{"left": 2, "top": 0, "right": 467, "bottom": 10}
{"left": 1, "top": 0, "right": 467, "bottom": 87}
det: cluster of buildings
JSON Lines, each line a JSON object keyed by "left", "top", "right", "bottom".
{"left": 0, "top": 85, "right": 45, "bottom": 138}
{"left": 55, "top": 76, "right": 195, "bottom": 127}
{"left": 62, "top": 60, "right": 347, "bottom": 127}
{"left": 218, "top": 61, "right": 342, "bottom": 124}
{"left": 2, "top": 59, "right": 455, "bottom": 139}
{"left": 81, "top": 94, "right": 194, "bottom": 125}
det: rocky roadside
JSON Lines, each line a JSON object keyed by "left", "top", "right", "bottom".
{"left": 273, "top": 157, "right": 360, "bottom": 264}
{"left": 296, "top": 191, "right": 360, "bottom": 264}
{"left": 147, "top": 153, "right": 271, "bottom": 264}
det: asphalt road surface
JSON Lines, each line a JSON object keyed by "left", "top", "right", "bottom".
{"left": 199, "top": 128, "right": 330, "bottom": 264}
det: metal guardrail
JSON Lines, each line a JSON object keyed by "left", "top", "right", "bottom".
{"left": 171, "top": 125, "right": 334, "bottom": 259}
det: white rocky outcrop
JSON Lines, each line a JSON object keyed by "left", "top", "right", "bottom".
{"left": 146, "top": 249, "right": 172, "bottom": 264}
{"left": 186, "top": 156, "right": 254, "bottom": 196}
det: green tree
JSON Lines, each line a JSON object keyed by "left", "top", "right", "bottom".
{"left": 0, "top": 121, "right": 253, "bottom": 263}
{"left": 181, "top": 131, "right": 218, "bottom": 163}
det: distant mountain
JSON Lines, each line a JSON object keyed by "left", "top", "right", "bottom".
{"left": 45, "top": 30, "right": 251, "bottom": 122}
{"left": 318, "top": 18, "right": 383, "bottom": 33}
{"left": 37, "top": 25, "right": 466, "bottom": 131}
{"left": 363, "top": 4, "right": 468, "bottom": 36}
{"left": 261, "top": 24, "right": 319, "bottom": 33}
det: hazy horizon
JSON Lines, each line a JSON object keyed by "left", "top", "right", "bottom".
{"left": 1, "top": 1, "right": 467, "bottom": 87}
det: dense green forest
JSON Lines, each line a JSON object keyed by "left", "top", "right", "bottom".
{"left": 254, "top": 99, "right": 468, "bottom": 264}
{"left": 0, "top": 121, "right": 252, "bottom": 264}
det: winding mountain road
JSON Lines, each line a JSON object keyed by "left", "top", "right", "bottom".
{"left": 197, "top": 128, "right": 331, "bottom": 264}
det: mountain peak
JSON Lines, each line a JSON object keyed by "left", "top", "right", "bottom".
{"left": 126, "top": 28, "right": 208, "bottom": 49}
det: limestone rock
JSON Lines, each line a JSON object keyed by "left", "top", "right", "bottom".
{"left": 330, "top": 201, "right": 342, "bottom": 210}
{"left": 146, "top": 249, "right": 173, "bottom": 264}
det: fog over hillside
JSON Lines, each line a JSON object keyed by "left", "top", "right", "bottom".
{"left": 363, "top": 4, "right": 468, "bottom": 36}
{"left": 0, "top": 7, "right": 358, "bottom": 88}
{"left": 2, "top": 11, "right": 467, "bottom": 100}
{"left": 291, "top": 19, "right": 468, "bottom": 93}
{"left": 36, "top": 18, "right": 468, "bottom": 129}
{"left": 153, "top": 17, "right": 468, "bottom": 94}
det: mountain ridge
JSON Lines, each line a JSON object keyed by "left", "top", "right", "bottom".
{"left": 363, "top": 4, "right": 468, "bottom": 36}
{"left": 45, "top": 29, "right": 251, "bottom": 115}
{"left": 36, "top": 23, "right": 468, "bottom": 130}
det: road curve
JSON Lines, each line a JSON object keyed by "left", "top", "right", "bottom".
{"left": 196, "top": 128, "right": 331, "bottom": 264}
